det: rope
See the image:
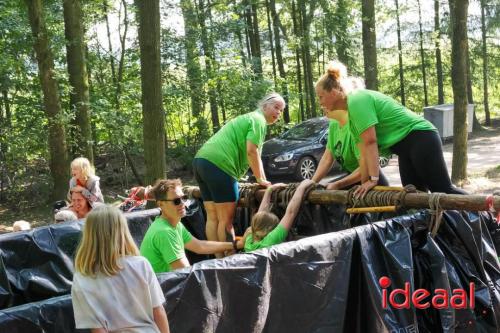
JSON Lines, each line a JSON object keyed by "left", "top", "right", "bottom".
{"left": 239, "top": 183, "right": 263, "bottom": 217}
{"left": 428, "top": 192, "right": 444, "bottom": 237}
{"left": 347, "top": 185, "right": 416, "bottom": 209}
{"left": 395, "top": 185, "right": 417, "bottom": 212}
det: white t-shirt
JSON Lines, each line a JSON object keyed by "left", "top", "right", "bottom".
{"left": 72, "top": 256, "right": 165, "bottom": 332}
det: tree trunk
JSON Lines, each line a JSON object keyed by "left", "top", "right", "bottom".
{"left": 466, "top": 45, "right": 482, "bottom": 131}
{"left": 269, "top": 0, "right": 290, "bottom": 123}
{"left": 333, "top": 0, "right": 352, "bottom": 69}
{"left": 245, "top": 0, "right": 263, "bottom": 77}
{"left": 235, "top": 22, "right": 248, "bottom": 68}
{"left": 417, "top": 0, "right": 428, "bottom": 106}
{"left": 135, "top": 0, "right": 166, "bottom": 184}
{"left": 116, "top": 0, "right": 128, "bottom": 100}
{"left": 2, "top": 90, "right": 10, "bottom": 127}
{"left": 297, "top": 0, "right": 310, "bottom": 118}
{"left": 265, "top": 0, "right": 277, "bottom": 87}
{"left": 361, "top": 0, "right": 378, "bottom": 90}
{"left": 291, "top": 0, "right": 305, "bottom": 122}
{"left": 197, "top": 0, "right": 219, "bottom": 133}
{"left": 63, "top": 0, "right": 93, "bottom": 163}
{"left": 395, "top": 0, "right": 405, "bottom": 105}
{"left": 103, "top": 0, "right": 117, "bottom": 86}
{"left": 449, "top": 0, "right": 469, "bottom": 184}
{"left": 298, "top": 0, "right": 317, "bottom": 118}
{"left": 480, "top": 0, "right": 490, "bottom": 126}
{"left": 25, "top": 0, "right": 69, "bottom": 201}
{"left": 180, "top": 0, "right": 207, "bottom": 140}
{"left": 434, "top": 0, "right": 444, "bottom": 104}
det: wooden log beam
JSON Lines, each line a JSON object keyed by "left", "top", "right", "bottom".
{"left": 186, "top": 187, "right": 500, "bottom": 212}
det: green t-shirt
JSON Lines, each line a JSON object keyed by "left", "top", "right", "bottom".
{"left": 348, "top": 89, "right": 436, "bottom": 156}
{"left": 326, "top": 120, "right": 360, "bottom": 172}
{"left": 244, "top": 224, "right": 288, "bottom": 252}
{"left": 195, "top": 110, "right": 267, "bottom": 179}
{"left": 140, "top": 216, "right": 193, "bottom": 273}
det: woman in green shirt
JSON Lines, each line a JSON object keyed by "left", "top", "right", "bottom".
{"left": 312, "top": 119, "right": 388, "bottom": 189}
{"left": 193, "top": 93, "right": 286, "bottom": 256}
{"left": 315, "top": 61, "right": 466, "bottom": 197}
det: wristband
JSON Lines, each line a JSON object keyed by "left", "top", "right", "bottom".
{"left": 232, "top": 239, "right": 238, "bottom": 251}
{"left": 256, "top": 177, "right": 267, "bottom": 183}
{"left": 369, "top": 175, "right": 379, "bottom": 182}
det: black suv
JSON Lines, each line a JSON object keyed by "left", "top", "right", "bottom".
{"left": 261, "top": 117, "right": 330, "bottom": 180}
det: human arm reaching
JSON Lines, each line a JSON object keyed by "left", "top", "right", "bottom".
{"left": 257, "top": 183, "right": 287, "bottom": 213}
{"left": 279, "top": 179, "right": 316, "bottom": 231}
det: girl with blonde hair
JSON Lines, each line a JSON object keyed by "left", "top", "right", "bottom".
{"left": 72, "top": 205, "right": 170, "bottom": 333}
{"left": 240, "top": 179, "right": 315, "bottom": 252}
{"left": 67, "top": 157, "right": 104, "bottom": 205}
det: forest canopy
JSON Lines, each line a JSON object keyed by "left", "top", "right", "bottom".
{"left": 0, "top": 0, "right": 498, "bottom": 208}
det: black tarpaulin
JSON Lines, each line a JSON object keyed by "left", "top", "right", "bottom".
{"left": 0, "top": 202, "right": 498, "bottom": 332}
{"left": 158, "top": 210, "right": 500, "bottom": 333}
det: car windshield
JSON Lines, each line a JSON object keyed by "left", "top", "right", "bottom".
{"left": 281, "top": 120, "right": 326, "bottom": 141}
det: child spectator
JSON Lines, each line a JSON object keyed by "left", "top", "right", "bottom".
{"left": 72, "top": 205, "right": 170, "bottom": 333}
{"left": 240, "top": 179, "right": 316, "bottom": 252}
{"left": 67, "top": 157, "right": 104, "bottom": 205}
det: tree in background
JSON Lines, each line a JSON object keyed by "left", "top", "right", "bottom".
{"left": 449, "top": 0, "right": 469, "bottom": 183}
{"left": 416, "top": 0, "right": 428, "bottom": 106}
{"left": 479, "top": 0, "right": 490, "bottom": 125}
{"left": 361, "top": 0, "right": 378, "bottom": 90}
{"left": 434, "top": 0, "right": 444, "bottom": 105}
{"left": 63, "top": 0, "right": 93, "bottom": 162}
{"left": 135, "top": 0, "right": 166, "bottom": 184}
{"left": 25, "top": 0, "right": 69, "bottom": 201}
{"left": 394, "top": 0, "right": 405, "bottom": 105}
{"left": 180, "top": 0, "right": 207, "bottom": 141}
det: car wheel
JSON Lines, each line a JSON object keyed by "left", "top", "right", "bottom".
{"left": 295, "top": 156, "right": 316, "bottom": 180}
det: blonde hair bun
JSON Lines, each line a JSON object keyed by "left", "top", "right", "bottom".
{"left": 327, "top": 61, "right": 347, "bottom": 81}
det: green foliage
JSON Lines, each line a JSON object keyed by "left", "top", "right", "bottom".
{"left": 0, "top": 0, "right": 499, "bottom": 212}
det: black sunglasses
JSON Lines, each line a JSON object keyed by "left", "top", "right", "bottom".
{"left": 162, "top": 195, "right": 189, "bottom": 206}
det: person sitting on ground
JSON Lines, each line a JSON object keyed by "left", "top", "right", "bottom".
{"left": 140, "top": 179, "right": 242, "bottom": 273}
{"left": 72, "top": 205, "right": 170, "bottom": 333}
{"left": 240, "top": 179, "right": 316, "bottom": 252}
{"left": 67, "top": 157, "right": 104, "bottom": 205}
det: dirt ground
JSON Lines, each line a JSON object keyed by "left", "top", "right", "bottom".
{"left": 0, "top": 125, "right": 499, "bottom": 229}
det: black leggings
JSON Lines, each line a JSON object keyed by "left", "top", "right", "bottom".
{"left": 390, "top": 130, "right": 467, "bottom": 194}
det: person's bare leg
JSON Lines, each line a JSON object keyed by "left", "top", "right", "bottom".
{"left": 203, "top": 201, "right": 222, "bottom": 258}
{"left": 215, "top": 202, "right": 237, "bottom": 256}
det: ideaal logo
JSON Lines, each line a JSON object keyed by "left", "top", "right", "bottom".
{"left": 379, "top": 276, "right": 475, "bottom": 309}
